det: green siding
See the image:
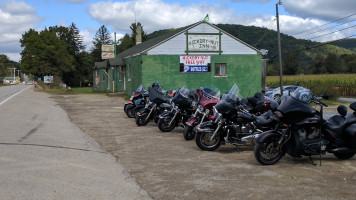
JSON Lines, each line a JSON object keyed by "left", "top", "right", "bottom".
{"left": 124, "top": 56, "right": 143, "bottom": 93}
{"left": 138, "top": 54, "right": 261, "bottom": 97}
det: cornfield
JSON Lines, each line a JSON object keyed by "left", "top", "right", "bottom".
{"left": 267, "top": 74, "right": 356, "bottom": 98}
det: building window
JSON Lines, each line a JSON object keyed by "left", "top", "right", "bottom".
{"left": 215, "top": 63, "right": 226, "bottom": 77}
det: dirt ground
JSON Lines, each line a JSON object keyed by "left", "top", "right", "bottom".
{"left": 52, "top": 94, "right": 356, "bottom": 200}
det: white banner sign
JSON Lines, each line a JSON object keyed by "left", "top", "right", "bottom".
{"left": 188, "top": 35, "right": 219, "bottom": 51}
{"left": 180, "top": 56, "right": 210, "bottom": 73}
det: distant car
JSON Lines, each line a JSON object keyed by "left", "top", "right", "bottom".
{"left": 268, "top": 85, "right": 311, "bottom": 101}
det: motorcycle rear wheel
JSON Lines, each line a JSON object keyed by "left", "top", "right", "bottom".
{"left": 333, "top": 152, "right": 355, "bottom": 159}
{"left": 195, "top": 131, "right": 221, "bottom": 151}
{"left": 157, "top": 117, "right": 176, "bottom": 132}
{"left": 183, "top": 125, "right": 195, "bottom": 140}
{"left": 254, "top": 135, "right": 285, "bottom": 165}
{"left": 136, "top": 114, "right": 150, "bottom": 126}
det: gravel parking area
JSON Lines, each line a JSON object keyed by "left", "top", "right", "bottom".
{"left": 53, "top": 94, "right": 356, "bottom": 200}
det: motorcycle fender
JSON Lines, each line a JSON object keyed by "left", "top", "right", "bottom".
{"left": 159, "top": 111, "right": 174, "bottom": 119}
{"left": 345, "top": 124, "right": 356, "bottom": 150}
{"left": 125, "top": 100, "right": 133, "bottom": 105}
{"left": 126, "top": 103, "right": 135, "bottom": 110}
{"left": 137, "top": 108, "right": 150, "bottom": 117}
{"left": 256, "top": 130, "right": 282, "bottom": 143}
{"left": 186, "top": 117, "right": 199, "bottom": 126}
{"left": 198, "top": 121, "right": 214, "bottom": 129}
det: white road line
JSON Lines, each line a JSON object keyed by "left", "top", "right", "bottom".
{"left": 0, "top": 86, "right": 32, "bottom": 106}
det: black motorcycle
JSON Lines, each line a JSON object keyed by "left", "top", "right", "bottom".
{"left": 135, "top": 87, "right": 171, "bottom": 126}
{"left": 254, "top": 87, "right": 356, "bottom": 165}
{"left": 157, "top": 86, "right": 195, "bottom": 132}
{"left": 124, "top": 84, "right": 148, "bottom": 118}
{"left": 195, "top": 84, "right": 276, "bottom": 151}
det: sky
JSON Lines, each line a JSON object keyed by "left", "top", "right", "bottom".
{"left": 1, "top": 0, "right": 356, "bottom": 62}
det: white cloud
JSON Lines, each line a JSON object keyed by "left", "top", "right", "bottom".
{"left": 56, "top": 0, "right": 88, "bottom": 3}
{"left": 0, "top": 0, "right": 42, "bottom": 62}
{"left": 283, "top": 0, "right": 356, "bottom": 22}
{"left": 88, "top": 0, "right": 237, "bottom": 34}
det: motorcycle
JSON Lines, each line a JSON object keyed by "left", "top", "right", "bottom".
{"left": 183, "top": 86, "right": 221, "bottom": 140}
{"left": 254, "top": 87, "right": 356, "bottom": 165}
{"left": 195, "top": 84, "right": 277, "bottom": 151}
{"left": 135, "top": 86, "right": 171, "bottom": 126}
{"left": 157, "top": 86, "right": 195, "bottom": 132}
{"left": 124, "top": 84, "right": 148, "bottom": 118}
{"left": 242, "top": 92, "right": 279, "bottom": 115}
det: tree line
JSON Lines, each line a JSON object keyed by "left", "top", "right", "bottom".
{"left": 18, "top": 23, "right": 146, "bottom": 87}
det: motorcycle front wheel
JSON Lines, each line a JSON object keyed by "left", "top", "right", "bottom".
{"left": 183, "top": 125, "right": 195, "bottom": 140}
{"left": 136, "top": 114, "right": 150, "bottom": 126}
{"left": 126, "top": 106, "right": 135, "bottom": 118}
{"left": 195, "top": 130, "right": 221, "bottom": 151}
{"left": 157, "top": 117, "right": 177, "bottom": 132}
{"left": 254, "top": 135, "right": 286, "bottom": 165}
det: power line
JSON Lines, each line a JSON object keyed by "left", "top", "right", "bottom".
{"left": 297, "top": 19, "right": 356, "bottom": 39}
{"left": 292, "top": 12, "right": 356, "bottom": 36}
{"left": 278, "top": 33, "right": 356, "bottom": 58}
{"left": 306, "top": 24, "right": 356, "bottom": 40}
{"left": 254, "top": 18, "right": 276, "bottom": 46}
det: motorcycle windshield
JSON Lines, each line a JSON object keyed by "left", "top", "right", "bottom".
{"left": 148, "top": 87, "right": 167, "bottom": 104}
{"left": 201, "top": 85, "right": 220, "bottom": 99}
{"left": 177, "top": 86, "right": 191, "bottom": 98}
{"left": 225, "top": 84, "right": 242, "bottom": 102}
{"left": 135, "top": 84, "right": 144, "bottom": 93}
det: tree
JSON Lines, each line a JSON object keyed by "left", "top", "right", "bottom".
{"left": 117, "top": 34, "right": 134, "bottom": 53}
{"left": 0, "top": 54, "right": 19, "bottom": 78}
{"left": 20, "top": 28, "right": 75, "bottom": 78}
{"left": 310, "top": 53, "right": 326, "bottom": 74}
{"left": 283, "top": 52, "right": 299, "bottom": 75}
{"left": 91, "top": 25, "right": 112, "bottom": 62}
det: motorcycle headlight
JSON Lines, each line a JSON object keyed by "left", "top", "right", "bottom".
{"left": 205, "top": 109, "right": 210, "bottom": 115}
{"left": 192, "top": 101, "right": 197, "bottom": 107}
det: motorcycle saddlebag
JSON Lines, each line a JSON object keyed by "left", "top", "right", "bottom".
{"left": 345, "top": 123, "right": 356, "bottom": 150}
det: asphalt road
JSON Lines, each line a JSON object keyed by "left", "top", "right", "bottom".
{"left": 0, "top": 85, "right": 152, "bottom": 200}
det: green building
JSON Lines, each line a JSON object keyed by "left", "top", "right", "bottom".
{"left": 96, "top": 20, "right": 263, "bottom": 97}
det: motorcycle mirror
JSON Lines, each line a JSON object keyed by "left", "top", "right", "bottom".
{"left": 320, "top": 94, "right": 329, "bottom": 100}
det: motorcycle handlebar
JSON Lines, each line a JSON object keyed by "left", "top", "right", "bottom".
{"left": 312, "top": 98, "right": 328, "bottom": 107}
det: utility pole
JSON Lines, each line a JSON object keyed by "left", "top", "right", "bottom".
{"left": 12, "top": 68, "right": 16, "bottom": 84}
{"left": 276, "top": 0, "right": 283, "bottom": 97}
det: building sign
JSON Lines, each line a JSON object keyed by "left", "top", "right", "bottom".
{"left": 180, "top": 56, "right": 210, "bottom": 73}
{"left": 188, "top": 35, "right": 219, "bottom": 51}
{"left": 44, "top": 76, "right": 53, "bottom": 83}
{"left": 101, "top": 45, "right": 115, "bottom": 59}
{"left": 101, "top": 52, "right": 115, "bottom": 59}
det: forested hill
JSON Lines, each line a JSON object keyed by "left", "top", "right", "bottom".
{"left": 146, "top": 23, "right": 355, "bottom": 74}
{"left": 330, "top": 38, "right": 356, "bottom": 52}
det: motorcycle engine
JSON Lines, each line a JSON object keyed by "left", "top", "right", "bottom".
{"left": 296, "top": 128, "right": 328, "bottom": 156}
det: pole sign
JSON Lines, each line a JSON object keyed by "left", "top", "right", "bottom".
{"left": 180, "top": 56, "right": 210, "bottom": 73}
{"left": 101, "top": 45, "right": 115, "bottom": 59}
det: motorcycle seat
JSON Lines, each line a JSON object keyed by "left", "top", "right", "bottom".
{"left": 325, "top": 115, "right": 346, "bottom": 134}
{"left": 254, "top": 110, "right": 274, "bottom": 126}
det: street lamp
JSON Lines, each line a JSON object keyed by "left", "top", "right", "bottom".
{"left": 276, "top": 0, "right": 283, "bottom": 97}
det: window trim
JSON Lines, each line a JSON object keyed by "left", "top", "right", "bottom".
{"left": 214, "top": 63, "right": 227, "bottom": 77}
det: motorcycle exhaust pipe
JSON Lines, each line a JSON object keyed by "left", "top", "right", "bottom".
{"left": 241, "top": 134, "right": 260, "bottom": 145}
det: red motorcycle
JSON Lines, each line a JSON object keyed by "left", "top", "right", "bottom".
{"left": 183, "top": 86, "right": 221, "bottom": 140}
